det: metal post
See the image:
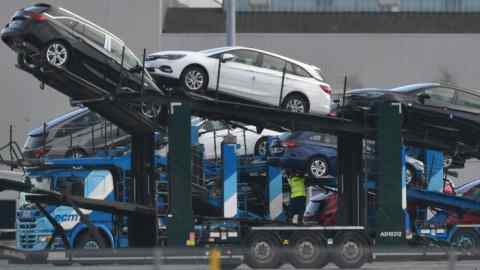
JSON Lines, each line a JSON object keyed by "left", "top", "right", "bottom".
{"left": 91, "top": 125, "right": 95, "bottom": 154}
{"left": 215, "top": 57, "right": 222, "bottom": 100}
{"left": 226, "top": 0, "right": 236, "bottom": 46}
{"left": 43, "top": 122, "right": 47, "bottom": 155}
{"left": 9, "top": 125, "right": 13, "bottom": 170}
{"left": 278, "top": 63, "right": 287, "bottom": 107}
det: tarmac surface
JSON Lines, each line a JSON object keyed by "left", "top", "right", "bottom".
{"left": 1, "top": 260, "right": 480, "bottom": 270}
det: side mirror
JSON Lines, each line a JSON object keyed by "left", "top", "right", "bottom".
{"left": 221, "top": 53, "right": 235, "bottom": 63}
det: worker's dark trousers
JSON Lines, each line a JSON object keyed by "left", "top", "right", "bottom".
{"left": 288, "top": 196, "right": 306, "bottom": 223}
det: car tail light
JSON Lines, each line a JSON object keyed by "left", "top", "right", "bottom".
{"left": 320, "top": 84, "right": 332, "bottom": 95}
{"left": 327, "top": 111, "right": 337, "bottom": 117}
{"left": 281, "top": 139, "right": 298, "bottom": 149}
{"left": 26, "top": 12, "right": 47, "bottom": 22}
{"left": 32, "top": 147, "right": 49, "bottom": 158}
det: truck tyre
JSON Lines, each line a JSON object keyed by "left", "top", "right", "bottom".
{"left": 288, "top": 232, "right": 329, "bottom": 269}
{"left": 452, "top": 229, "right": 480, "bottom": 255}
{"left": 332, "top": 232, "right": 368, "bottom": 269}
{"left": 75, "top": 231, "right": 108, "bottom": 249}
{"left": 244, "top": 232, "right": 282, "bottom": 269}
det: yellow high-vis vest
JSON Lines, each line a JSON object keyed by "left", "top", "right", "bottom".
{"left": 288, "top": 176, "right": 306, "bottom": 198}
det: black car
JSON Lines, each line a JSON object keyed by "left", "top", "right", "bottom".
{"left": 341, "top": 83, "right": 480, "bottom": 150}
{"left": 1, "top": 3, "right": 162, "bottom": 117}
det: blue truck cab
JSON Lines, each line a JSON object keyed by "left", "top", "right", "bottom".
{"left": 15, "top": 155, "right": 168, "bottom": 250}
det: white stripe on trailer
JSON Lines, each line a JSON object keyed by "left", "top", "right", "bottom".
{"left": 251, "top": 226, "right": 365, "bottom": 231}
{"left": 457, "top": 224, "right": 480, "bottom": 228}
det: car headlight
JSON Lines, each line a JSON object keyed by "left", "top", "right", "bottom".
{"left": 146, "top": 54, "right": 186, "bottom": 61}
{"left": 38, "top": 235, "right": 52, "bottom": 242}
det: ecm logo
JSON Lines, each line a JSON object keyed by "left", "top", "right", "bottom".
{"left": 379, "top": 231, "right": 402, "bottom": 238}
{"left": 55, "top": 214, "right": 80, "bottom": 223}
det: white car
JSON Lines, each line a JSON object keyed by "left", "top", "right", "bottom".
{"left": 198, "top": 120, "right": 280, "bottom": 159}
{"left": 145, "top": 46, "right": 331, "bottom": 114}
{"left": 155, "top": 119, "right": 280, "bottom": 160}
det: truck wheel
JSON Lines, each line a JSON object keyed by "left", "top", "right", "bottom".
{"left": 288, "top": 232, "right": 329, "bottom": 269}
{"left": 244, "top": 232, "right": 281, "bottom": 269}
{"left": 75, "top": 232, "right": 108, "bottom": 249}
{"left": 332, "top": 232, "right": 368, "bottom": 269}
{"left": 452, "top": 229, "right": 480, "bottom": 255}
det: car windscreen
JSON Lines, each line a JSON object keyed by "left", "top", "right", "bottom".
{"left": 23, "top": 134, "right": 45, "bottom": 149}
{"left": 54, "top": 176, "right": 84, "bottom": 197}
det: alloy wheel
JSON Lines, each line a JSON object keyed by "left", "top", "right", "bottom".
{"left": 285, "top": 98, "right": 306, "bottom": 113}
{"left": 46, "top": 43, "right": 68, "bottom": 67}
{"left": 184, "top": 70, "right": 205, "bottom": 91}
{"left": 310, "top": 159, "right": 328, "bottom": 178}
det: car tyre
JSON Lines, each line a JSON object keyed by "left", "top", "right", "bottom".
{"left": 244, "top": 232, "right": 282, "bottom": 269}
{"left": 282, "top": 94, "right": 310, "bottom": 113}
{"left": 75, "top": 231, "right": 108, "bottom": 249}
{"left": 307, "top": 156, "right": 329, "bottom": 179}
{"left": 180, "top": 66, "right": 208, "bottom": 93}
{"left": 43, "top": 40, "right": 70, "bottom": 68}
{"left": 254, "top": 136, "right": 269, "bottom": 157}
{"left": 332, "top": 232, "right": 369, "bottom": 269}
{"left": 65, "top": 147, "right": 87, "bottom": 159}
{"left": 452, "top": 229, "right": 480, "bottom": 255}
{"left": 288, "top": 232, "right": 329, "bottom": 269}
{"left": 17, "top": 52, "right": 39, "bottom": 70}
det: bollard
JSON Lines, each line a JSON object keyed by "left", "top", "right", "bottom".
{"left": 209, "top": 248, "right": 221, "bottom": 270}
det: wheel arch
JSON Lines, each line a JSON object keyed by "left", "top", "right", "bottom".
{"left": 282, "top": 91, "right": 310, "bottom": 107}
{"left": 71, "top": 224, "right": 114, "bottom": 248}
{"left": 181, "top": 64, "right": 210, "bottom": 82}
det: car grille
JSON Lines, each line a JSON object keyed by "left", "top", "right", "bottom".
{"left": 18, "top": 222, "right": 37, "bottom": 249}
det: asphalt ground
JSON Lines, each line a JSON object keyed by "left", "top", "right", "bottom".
{"left": 1, "top": 260, "right": 480, "bottom": 270}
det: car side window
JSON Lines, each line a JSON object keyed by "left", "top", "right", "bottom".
{"left": 56, "top": 18, "right": 84, "bottom": 34}
{"left": 421, "top": 88, "right": 455, "bottom": 105}
{"left": 229, "top": 50, "right": 259, "bottom": 66}
{"left": 309, "top": 133, "right": 337, "bottom": 145}
{"left": 294, "top": 64, "right": 310, "bottom": 77}
{"left": 261, "top": 54, "right": 286, "bottom": 72}
{"left": 83, "top": 25, "right": 106, "bottom": 49}
{"left": 456, "top": 91, "right": 480, "bottom": 110}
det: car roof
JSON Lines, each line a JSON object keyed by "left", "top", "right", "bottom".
{"left": 28, "top": 108, "right": 89, "bottom": 136}
{"left": 203, "top": 46, "right": 321, "bottom": 71}
{"left": 455, "top": 178, "right": 480, "bottom": 194}
{"left": 47, "top": 6, "right": 125, "bottom": 45}
{"left": 390, "top": 83, "right": 441, "bottom": 92}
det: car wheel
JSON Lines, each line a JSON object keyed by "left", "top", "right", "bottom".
{"left": 254, "top": 136, "right": 269, "bottom": 157}
{"left": 307, "top": 156, "right": 329, "bottom": 179}
{"left": 282, "top": 94, "right": 310, "bottom": 113}
{"left": 43, "top": 41, "right": 70, "bottom": 68}
{"left": 141, "top": 102, "right": 162, "bottom": 119}
{"left": 75, "top": 232, "right": 108, "bottom": 249}
{"left": 332, "top": 232, "right": 369, "bottom": 269}
{"left": 181, "top": 66, "right": 208, "bottom": 93}
{"left": 244, "top": 232, "right": 282, "bottom": 269}
{"left": 65, "top": 147, "right": 87, "bottom": 159}
{"left": 17, "top": 52, "right": 39, "bottom": 70}
{"left": 452, "top": 229, "right": 480, "bottom": 255}
{"left": 288, "top": 232, "right": 329, "bottom": 269}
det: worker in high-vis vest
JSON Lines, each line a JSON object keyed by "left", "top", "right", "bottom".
{"left": 287, "top": 169, "right": 306, "bottom": 224}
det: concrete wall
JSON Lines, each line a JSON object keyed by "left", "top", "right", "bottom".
{"left": 0, "top": 0, "right": 162, "bottom": 148}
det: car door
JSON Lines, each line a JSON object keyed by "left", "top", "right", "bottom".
{"left": 450, "top": 90, "right": 480, "bottom": 137}
{"left": 412, "top": 87, "right": 456, "bottom": 129}
{"left": 249, "top": 53, "right": 286, "bottom": 105}
{"left": 218, "top": 49, "right": 259, "bottom": 98}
